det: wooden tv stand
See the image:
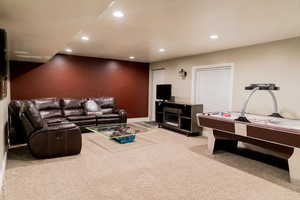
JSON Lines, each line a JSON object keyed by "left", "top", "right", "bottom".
{"left": 155, "top": 101, "right": 203, "bottom": 136}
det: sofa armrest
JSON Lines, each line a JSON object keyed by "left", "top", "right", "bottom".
{"left": 31, "top": 122, "right": 78, "bottom": 137}
{"left": 115, "top": 109, "right": 127, "bottom": 123}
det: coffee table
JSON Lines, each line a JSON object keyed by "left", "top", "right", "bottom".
{"left": 86, "top": 123, "right": 137, "bottom": 144}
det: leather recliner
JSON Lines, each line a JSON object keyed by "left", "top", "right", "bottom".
{"left": 9, "top": 97, "right": 128, "bottom": 158}
{"left": 19, "top": 101, "right": 82, "bottom": 158}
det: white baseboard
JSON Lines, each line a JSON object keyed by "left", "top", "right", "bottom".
{"left": 128, "top": 117, "right": 149, "bottom": 123}
{"left": 0, "top": 151, "right": 7, "bottom": 191}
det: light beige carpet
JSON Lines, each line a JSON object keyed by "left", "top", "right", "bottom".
{"left": 2, "top": 128, "right": 300, "bottom": 200}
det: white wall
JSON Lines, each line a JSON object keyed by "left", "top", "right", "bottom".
{"left": 0, "top": 78, "right": 10, "bottom": 189}
{"left": 150, "top": 37, "right": 300, "bottom": 119}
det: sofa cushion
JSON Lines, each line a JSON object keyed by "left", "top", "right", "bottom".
{"left": 23, "top": 103, "right": 44, "bottom": 130}
{"left": 67, "top": 115, "right": 96, "bottom": 121}
{"left": 63, "top": 109, "right": 84, "bottom": 117}
{"left": 46, "top": 122, "right": 78, "bottom": 131}
{"left": 40, "top": 110, "right": 63, "bottom": 119}
{"left": 86, "top": 112, "right": 103, "bottom": 116}
{"left": 32, "top": 98, "right": 61, "bottom": 110}
{"left": 101, "top": 108, "right": 113, "bottom": 114}
{"left": 45, "top": 118, "right": 66, "bottom": 124}
{"left": 61, "top": 98, "right": 84, "bottom": 109}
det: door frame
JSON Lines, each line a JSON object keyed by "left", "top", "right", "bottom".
{"left": 150, "top": 68, "right": 166, "bottom": 121}
{"left": 191, "top": 63, "right": 234, "bottom": 111}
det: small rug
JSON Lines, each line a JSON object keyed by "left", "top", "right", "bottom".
{"left": 135, "top": 121, "right": 158, "bottom": 129}
{"left": 84, "top": 122, "right": 155, "bottom": 153}
{"left": 128, "top": 123, "right": 150, "bottom": 133}
{"left": 86, "top": 132, "right": 155, "bottom": 153}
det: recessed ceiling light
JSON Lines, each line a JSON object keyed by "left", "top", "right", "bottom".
{"left": 81, "top": 36, "right": 89, "bottom": 41}
{"left": 113, "top": 11, "right": 124, "bottom": 18}
{"left": 159, "top": 48, "right": 166, "bottom": 52}
{"left": 209, "top": 34, "right": 219, "bottom": 40}
{"left": 129, "top": 56, "right": 135, "bottom": 59}
{"left": 65, "top": 48, "right": 72, "bottom": 53}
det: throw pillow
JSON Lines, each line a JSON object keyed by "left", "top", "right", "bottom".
{"left": 84, "top": 100, "right": 102, "bottom": 115}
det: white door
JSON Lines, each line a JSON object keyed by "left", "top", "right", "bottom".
{"left": 151, "top": 69, "right": 165, "bottom": 120}
{"left": 194, "top": 66, "right": 232, "bottom": 112}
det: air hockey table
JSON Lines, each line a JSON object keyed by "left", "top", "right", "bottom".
{"left": 196, "top": 112, "right": 300, "bottom": 185}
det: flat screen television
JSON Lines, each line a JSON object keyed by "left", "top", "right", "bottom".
{"left": 156, "top": 84, "right": 172, "bottom": 101}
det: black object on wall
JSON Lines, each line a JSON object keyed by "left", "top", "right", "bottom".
{"left": 0, "top": 28, "right": 8, "bottom": 98}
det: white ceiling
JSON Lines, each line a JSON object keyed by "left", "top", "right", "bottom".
{"left": 0, "top": 0, "right": 114, "bottom": 62}
{"left": 1, "top": 0, "right": 300, "bottom": 63}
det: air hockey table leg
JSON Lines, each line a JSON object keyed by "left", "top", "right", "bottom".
{"left": 288, "top": 148, "right": 300, "bottom": 185}
{"left": 207, "top": 128, "right": 216, "bottom": 155}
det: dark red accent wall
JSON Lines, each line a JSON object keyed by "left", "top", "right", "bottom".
{"left": 10, "top": 54, "right": 149, "bottom": 118}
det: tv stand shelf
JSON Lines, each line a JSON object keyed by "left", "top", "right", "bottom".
{"left": 155, "top": 101, "right": 203, "bottom": 136}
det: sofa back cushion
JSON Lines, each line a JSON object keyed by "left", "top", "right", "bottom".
{"left": 63, "top": 109, "right": 85, "bottom": 117}
{"left": 101, "top": 97, "right": 115, "bottom": 108}
{"left": 101, "top": 108, "right": 113, "bottom": 114}
{"left": 32, "top": 98, "right": 61, "bottom": 110}
{"left": 61, "top": 98, "right": 84, "bottom": 109}
{"left": 91, "top": 97, "right": 115, "bottom": 109}
{"left": 61, "top": 98, "right": 85, "bottom": 117}
{"left": 23, "top": 102, "right": 45, "bottom": 130}
{"left": 31, "top": 98, "right": 63, "bottom": 119}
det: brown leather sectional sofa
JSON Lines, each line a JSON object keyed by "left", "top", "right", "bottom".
{"left": 9, "top": 97, "right": 127, "bottom": 158}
